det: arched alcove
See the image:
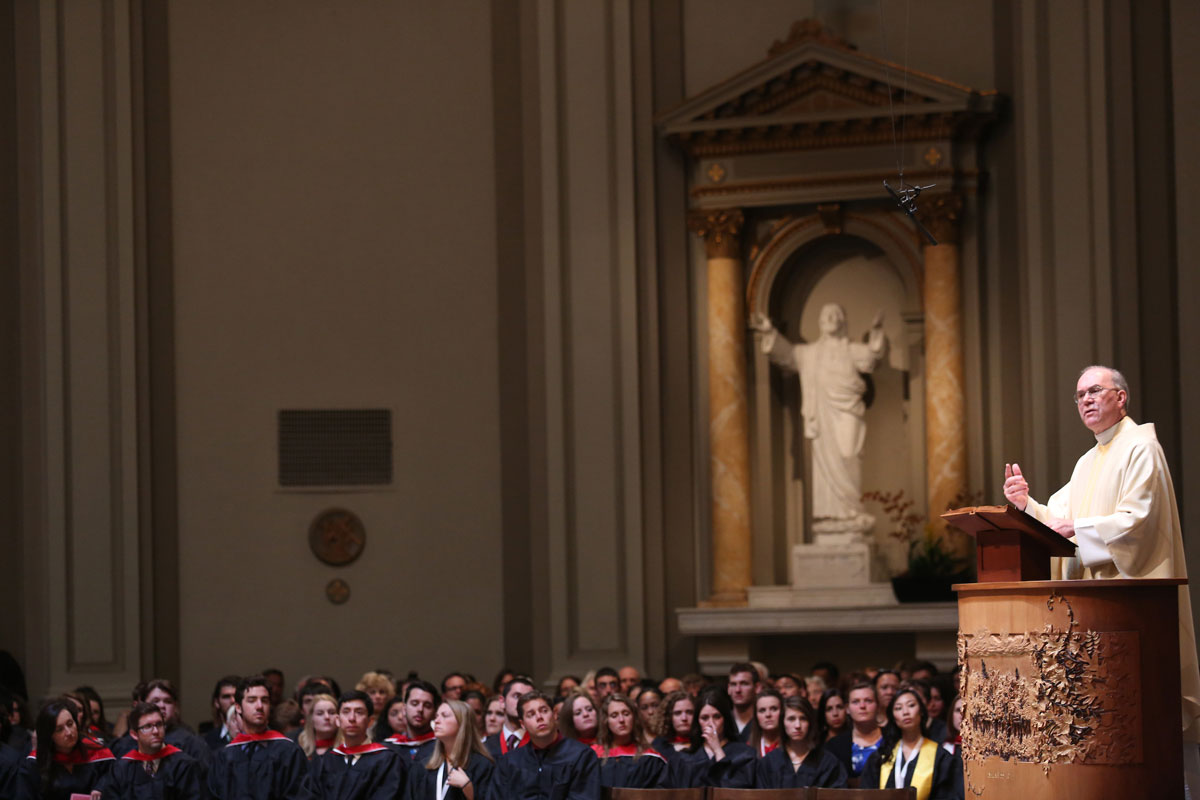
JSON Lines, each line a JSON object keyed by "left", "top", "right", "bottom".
{"left": 748, "top": 217, "right": 927, "bottom": 584}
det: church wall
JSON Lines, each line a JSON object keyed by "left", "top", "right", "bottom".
{"left": 1171, "top": 0, "right": 1200, "bottom": 615}
{"left": 166, "top": 1, "right": 505, "bottom": 724}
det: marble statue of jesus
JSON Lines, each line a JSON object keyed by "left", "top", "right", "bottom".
{"left": 751, "top": 303, "right": 887, "bottom": 530}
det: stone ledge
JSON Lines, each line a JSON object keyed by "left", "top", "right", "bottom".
{"left": 676, "top": 601, "right": 959, "bottom": 636}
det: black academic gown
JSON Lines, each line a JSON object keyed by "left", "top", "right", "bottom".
{"left": 1, "top": 743, "right": 35, "bottom": 800}
{"left": 496, "top": 735, "right": 599, "bottom": 800}
{"left": 309, "top": 743, "right": 403, "bottom": 800}
{"left": 25, "top": 744, "right": 116, "bottom": 800}
{"left": 203, "top": 727, "right": 231, "bottom": 753}
{"left": 825, "top": 729, "right": 883, "bottom": 777}
{"left": 648, "top": 736, "right": 690, "bottom": 778}
{"left": 754, "top": 745, "right": 847, "bottom": 789}
{"left": 403, "top": 750, "right": 494, "bottom": 800}
{"left": 114, "top": 727, "right": 211, "bottom": 768}
{"left": 483, "top": 729, "right": 527, "bottom": 761}
{"left": 859, "top": 741, "right": 963, "bottom": 800}
{"left": 384, "top": 734, "right": 437, "bottom": 766}
{"left": 667, "top": 741, "right": 755, "bottom": 789}
{"left": 207, "top": 731, "right": 313, "bottom": 800}
{"left": 591, "top": 745, "right": 667, "bottom": 789}
{"left": 105, "top": 745, "right": 206, "bottom": 800}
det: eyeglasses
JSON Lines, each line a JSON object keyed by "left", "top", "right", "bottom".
{"left": 137, "top": 722, "right": 165, "bottom": 732}
{"left": 1073, "top": 385, "right": 1119, "bottom": 405}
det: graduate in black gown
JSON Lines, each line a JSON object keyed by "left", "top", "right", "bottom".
{"left": 404, "top": 699, "right": 494, "bottom": 800}
{"left": 666, "top": 689, "right": 755, "bottom": 789}
{"left": 206, "top": 676, "right": 313, "bottom": 800}
{"left": 859, "top": 685, "right": 963, "bottom": 800}
{"left": 26, "top": 697, "right": 116, "bottom": 800}
{"left": 756, "top": 695, "right": 846, "bottom": 789}
{"left": 202, "top": 677, "right": 240, "bottom": 753}
{"left": 495, "top": 690, "right": 599, "bottom": 800}
{"left": 648, "top": 690, "right": 694, "bottom": 779}
{"left": 309, "top": 691, "right": 404, "bottom": 800}
{"left": 483, "top": 677, "right": 533, "bottom": 760}
{"left": 590, "top": 694, "right": 666, "bottom": 789}
{"left": 746, "top": 688, "right": 784, "bottom": 759}
{"left": 556, "top": 691, "right": 599, "bottom": 749}
{"left": 0, "top": 695, "right": 35, "bottom": 800}
{"left": 111, "top": 680, "right": 211, "bottom": 768}
{"left": 296, "top": 693, "right": 340, "bottom": 760}
{"left": 384, "top": 681, "right": 440, "bottom": 765}
{"left": 104, "top": 702, "right": 206, "bottom": 800}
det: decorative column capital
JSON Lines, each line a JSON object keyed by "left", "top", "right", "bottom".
{"left": 915, "top": 193, "right": 964, "bottom": 245}
{"left": 688, "top": 208, "right": 745, "bottom": 259}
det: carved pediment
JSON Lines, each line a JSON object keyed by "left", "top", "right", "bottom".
{"left": 658, "top": 19, "right": 999, "bottom": 157}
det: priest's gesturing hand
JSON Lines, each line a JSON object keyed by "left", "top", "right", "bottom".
{"left": 1003, "top": 463, "right": 1029, "bottom": 509}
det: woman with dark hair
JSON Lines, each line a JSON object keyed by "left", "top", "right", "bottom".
{"left": 634, "top": 687, "right": 663, "bottom": 739}
{"left": 817, "top": 688, "right": 848, "bottom": 742}
{"left": 404, "top": 700, "right": 494, "bottom": 800}
{"left": 860, "top": 686, "right": 962, "bottom": 800}
{"left": 667, "top": 689, "right": 755, "bottom": 788}
{"left": 747, "top": 688, "right": 783, "bottom": 757}
{"left": 557, "top": 690, "right": 599, "bottom": 746}
{"left": 71, "top": 687, "right": 110, "bottom": 743}
{"left": 826, "top": 681, "right": 883, "bottom": 778}
{"left": 756, "top": 696, "right": 846, "bottom": 789}
{"left": 371, "top": 695, "right": 407, "bottom": 745}
{"left": 592, "top": 694, "right": 666, "bottom": 789}
{"left": 30, "top": 697, "right": 115, "bottom": 800}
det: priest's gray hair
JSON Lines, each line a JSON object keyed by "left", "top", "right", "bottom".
{"left": 1080, "top": 365, "right": 1131, "bottom": 410}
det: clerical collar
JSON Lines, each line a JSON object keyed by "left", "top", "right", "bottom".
{"left": 1095, "top": 415, "right": 1130, "bottom": 446}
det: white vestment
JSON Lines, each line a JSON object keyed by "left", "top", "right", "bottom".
{"left": 761, "top": 328, "right": 885, "bottom": 520}
{"left": 1025, "top": 415, "right": 1200, "bottom": 742}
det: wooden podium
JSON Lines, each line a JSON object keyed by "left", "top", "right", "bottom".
{"left": 946, "top": 506, "right": 1185, "bottom": 798}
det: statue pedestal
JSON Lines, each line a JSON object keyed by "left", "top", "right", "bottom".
{"left": 748, "top": 520, "right": 897, "bottom": 608}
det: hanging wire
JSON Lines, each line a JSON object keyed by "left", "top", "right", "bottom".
{"left": 876, "top": 0, "right": 903, "bottom": 182}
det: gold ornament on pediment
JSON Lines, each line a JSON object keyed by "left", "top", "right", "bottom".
{"left": 706, "top": 162, "right": 727, "bottom": 184}
{"left": 768, "top": 19, "right": 852, "bottom": 56}
{"left": 924, "top": 146, "right": 943, "bottom": 167}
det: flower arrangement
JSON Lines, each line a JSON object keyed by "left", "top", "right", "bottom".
{"left": 862, "top": 488, "right": 977, "bottom": 598}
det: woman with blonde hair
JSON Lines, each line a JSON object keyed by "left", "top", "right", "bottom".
{"left": 405, "top": 699, "right": 494, "bottom": 800}
{"left": 593, "top": 693, "right": 666, "bottom": 788}
{"left": 297, "top": 693, "right": 340, "bottom": 759}
{"left": 356, "top": 671, "right": 397, "bottom": 717}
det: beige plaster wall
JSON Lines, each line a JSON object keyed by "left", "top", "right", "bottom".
{"left": 168, "top": 1, "right": 503, "bottom": 724}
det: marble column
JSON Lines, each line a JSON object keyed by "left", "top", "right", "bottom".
{"left": 918, "top": 195, "right": 968, "bottom": 549}
{"left": 688, "top": 208, "right": 752, "bottom": 606}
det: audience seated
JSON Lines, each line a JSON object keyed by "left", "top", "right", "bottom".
{"left": 2, "top": 654, "right": 972, "bottom": 798}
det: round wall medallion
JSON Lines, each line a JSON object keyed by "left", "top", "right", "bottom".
{"left": 325, "top": 578, "right": 350, "bottom": 605}
{"left": 309, "top": 508, "right": 366, "bottom": 566}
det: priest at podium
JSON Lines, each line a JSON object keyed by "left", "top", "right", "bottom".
{"left": 1002, "top": 364, "right": 1200, "bottom": 791}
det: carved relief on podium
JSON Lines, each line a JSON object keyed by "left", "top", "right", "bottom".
{"left": 958, "top": 592, "right": 1142, "bottom": 773}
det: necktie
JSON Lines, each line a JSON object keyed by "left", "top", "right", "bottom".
{"left": 507, "top": 734, "right": 518, "bottom": 750}
{"left": 144, "top": 759, "right": 158, "bottom": 777}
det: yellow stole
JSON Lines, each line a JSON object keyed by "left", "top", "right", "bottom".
{"left": 878, "top": 737, "right": 938, "bottom": 800}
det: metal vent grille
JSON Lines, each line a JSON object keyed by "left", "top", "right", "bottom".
{"left": 278, "top": 409, "right": 392, "bottom": 487}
